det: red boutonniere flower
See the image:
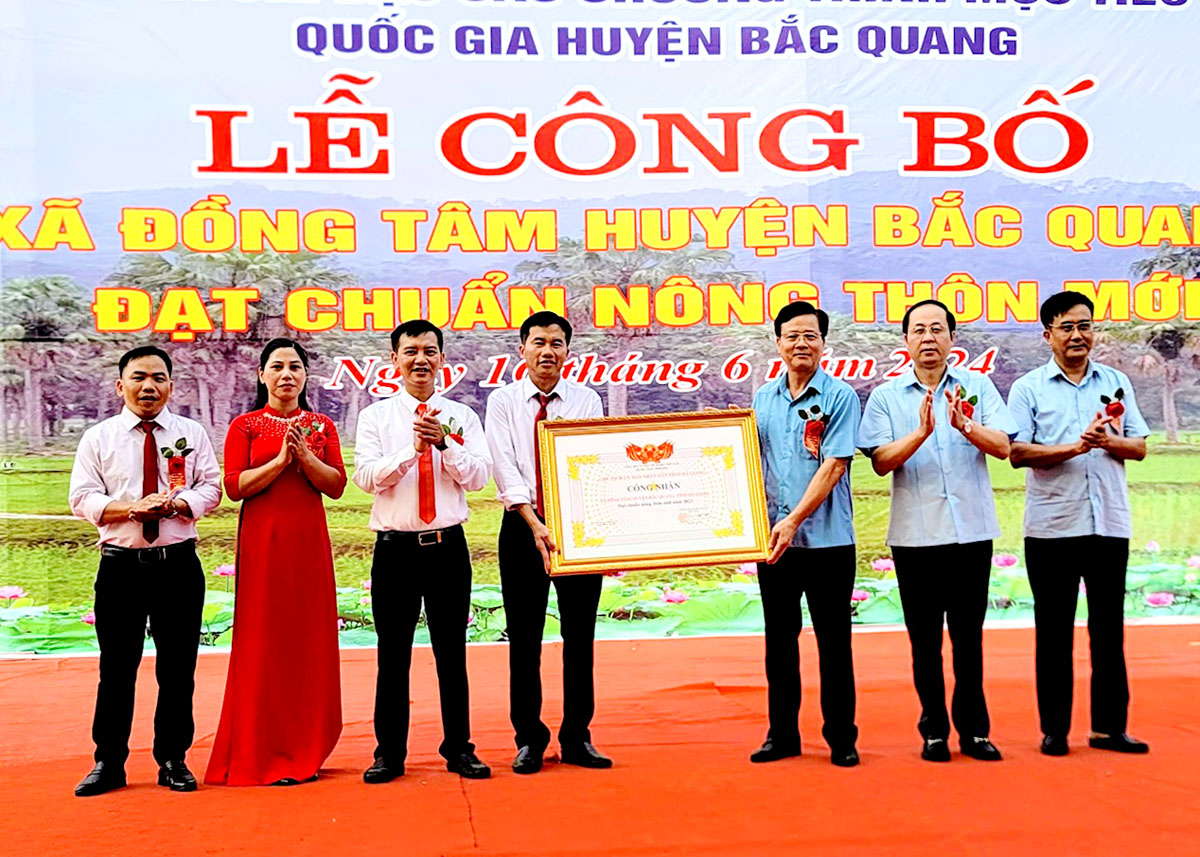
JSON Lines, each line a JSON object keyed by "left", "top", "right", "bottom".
{"left": 955, "top": 385, "right": 979, "bottom": 419}
{"left": 159, "top": 438, "right": 194, "bottom": 489}
{"left": 1100, "top": 387, "right": 1125, "bottom": 418}
{"left": 440, "top": 417, "right": 465, "bottom": 445}
{"left": 797, "top": 405, "right": 830, "bottom": 458}
{"left": 300, "top": 421, "right": 327, "bottom": 453}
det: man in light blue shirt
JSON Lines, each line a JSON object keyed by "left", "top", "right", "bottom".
{"left": 750, "top": 301, "right": 861, "bottom": 768}
{"left": 1008, "top": 291, "right": 1150, "bottom": 757}
{"left": 857, "top": 299, "right": 1015, "bottom": 763}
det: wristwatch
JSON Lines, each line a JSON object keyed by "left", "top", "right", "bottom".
{"left": 962, "top": 419, "right": 974, "bottom": 435}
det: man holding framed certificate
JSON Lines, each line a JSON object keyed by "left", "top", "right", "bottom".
{"left": 750, "top": 302, "right": 861, "bottom": 768}
{"left": 484, "top": 311, "right": 613, "bottom": 775}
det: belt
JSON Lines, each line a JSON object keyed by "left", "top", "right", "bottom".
{"left": 100, "top": 539, "right": 196, "bottom": 564}
{"left": 377, "top": 524, "right": 462, "bottom": 547}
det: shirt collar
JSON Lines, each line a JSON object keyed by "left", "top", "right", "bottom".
{"left": 901, "top": 364, "right": 960, "bottom": 392}
{"left": 520, "top": 374, "right": 565, "bottom": 402}
{"left": 774, "top": 367, "right": 827, "bottom": 403}
{"left": 120, "top": 405, "right": 171, "bottom": 430}
{"left": 398, "top": 388, "right": 440, "bottom": 412}
{"left": 1045, "top": 357, "right": 1098, "bottom": 384}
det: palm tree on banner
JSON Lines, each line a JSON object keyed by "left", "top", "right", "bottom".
{"left": 511, "top": 237, "right": 758, "bottom": 415}
{"left": 105, "top": 247, "right": 357, "bottom": 448}
{"left": 1093, "top": 320, "right": 1200, "bottom": 444}
{"left": 0, "top": 276, "right": 91, "bottom": 449}
{"left": 1117, "top": 206, "right": 1200, "bottom": 444}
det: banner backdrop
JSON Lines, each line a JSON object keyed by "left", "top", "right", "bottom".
{"left": 2, "top": 0, "right": 1198, "bottom": 651}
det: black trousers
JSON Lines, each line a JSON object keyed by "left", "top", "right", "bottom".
{"left": 892, "top": 540, "right": 992, "bottom": 742}
{"left": 370, "top": 526, "right": 474, "bottom": 762}
{"left": 757, "top": 544, "right": 858, "bottom": 750}
{"left": 499, "top": 510, "right": 603, "bottom": 751}
{"left": 1025, "top": 535, "right": 1130, "bottom": 738}
{"left": 91, "top": 543, "right": 205, "bottom": 766}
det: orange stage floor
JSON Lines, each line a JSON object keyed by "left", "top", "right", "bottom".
{"left": 2, "top": 625, "right": 1198, "bottom": 857}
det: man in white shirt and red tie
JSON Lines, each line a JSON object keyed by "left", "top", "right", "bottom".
{"left": 484, "top": 311, "right": 612, "bottom": 774}
{"left": 354, "top": 320, "right": 493, "bottom": 782}
{"left": 68, "top": 346, "right": 222, "bottom": 796}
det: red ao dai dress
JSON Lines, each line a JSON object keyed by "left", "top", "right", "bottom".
{"left": 205, "top": 406, "right": 345, "bottom": 785}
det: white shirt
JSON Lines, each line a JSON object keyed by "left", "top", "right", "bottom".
{"left": 484, "top": 376, "right": 604, "bottom": 510}
{"left": 68, "top": 406, "right": 222, "bottom": 548}
{"left": 352, "top": 389, "right": 491, "bottom": 531}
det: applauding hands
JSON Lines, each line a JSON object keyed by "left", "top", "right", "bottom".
{"left": 127, "top": 491, "right": 181, "bottom": 521}
{"left": 286, "top": 424, "right": 320, "bottom": 466}
{"left": 917, "top": 387, "right": 936, "bottom": 437}
{"left": 412, "top": 406, "right": 445, "bottom": 453}
{"left": 1078, "top": 410, "right": 1118, "bottom": 452}
{"left": 945, "top": 385, "right": 972, "bottom": 434}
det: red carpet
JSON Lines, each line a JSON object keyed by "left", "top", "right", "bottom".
{"left": 2, "top": 625, "right": 1198, "bottom": 857}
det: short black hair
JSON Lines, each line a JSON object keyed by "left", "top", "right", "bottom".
{"left": 118, "top": 346, "right": 172, "bottom": 376}
{"left": 1039, "top": 291, "right": 1094, "bottom": 328}
{"left": 520, "top": 311, "right": 572, "bottom": 345}
{"left": 773, "top": 300, "right": 829, "bottom": 338}
{"left": 391, "top": 320, "right": 443, "bottom": 352}
{"left": 901, "top": 299, "right": 956, "bottom": 334}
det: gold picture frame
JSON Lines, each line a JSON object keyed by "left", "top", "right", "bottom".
{"left": 538, "top": 409, "right": 770, "bottom": 575}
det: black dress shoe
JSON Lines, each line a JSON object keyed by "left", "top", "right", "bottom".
{"left": 157, "top": 760, "right": 198, "bottom": 791}
{"left": 961, "top": 737, "right": 1003, "bottom": 761}
{"left": 1088, "top": 733, "right": 1149, "bottom": 754}
{"left": 272, "top": 774, "right": 319, "bottom": 786}
{"left": 921, "top": 737, "right": 951, "bottom": 762}
{"left": 363, "top": 758, "right": 404, "bottom": 783}
{"left": 749, "top": 739, "right": 801, "bottom": 764}
{"left": 560, "top": 742, "right": 613, "bottom": 769}
{"left": 512, "top": 745, "right": 543, "bottom": 775}
{"left": 1041, "top": 735, "right": 1069, "bottom": 756}
{"left": 446, "top": 751, "right": 491, "bottom": 779}
{"left": 75, "top": 761, "right": 126, "bottom": 797}
{"left": 831, "top": 746, "right": 860, "bottom": 767}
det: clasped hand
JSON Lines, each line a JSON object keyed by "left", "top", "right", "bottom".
{"left": 412, "top": 407, "right": 444, "bottom": 453}
{"left": 276, "top": 424, "right": 317, "bottom": 467}
{"left": 127, "top": 492, "right": 178, "bottom": 521}
{"left": 1078, "top": 410, "right": 1117, "bottom": 452}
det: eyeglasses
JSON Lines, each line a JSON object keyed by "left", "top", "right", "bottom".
{"left": 1049, "top": 322, "right": 1093, "bottom": 334}
{"left": 781, "top": 332, "right": 823, "bottom": 345}
{"left": 908, "top": 325, "right": 948, "bottom": 337}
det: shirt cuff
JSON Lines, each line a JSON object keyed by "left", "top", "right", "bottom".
{"left": 78, "top": 492, "right": 116, "bottom": 526}
{"left": 172, "top": 489, "right": 204, "bottom": 519}
{"left": 498, "top": 489, "right": 533, "bottom": 511}
{"left": 440, "top": 439, "right": 463, "bottom": 465}
{"left": 857, "top": 433, "right": 891, "bottom": 451}
{"left": 378, "top": 445, "right": 420, "bottom": 485}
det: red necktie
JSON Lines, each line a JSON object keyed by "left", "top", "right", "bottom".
{"left": 416, "top": 403, "right": 436, "bottom": 525}
{"left": 137, "top": 420, "right": 160, "bottom": 543}
{"left": 533, "top": 393, "right": 553, "bottom": 518}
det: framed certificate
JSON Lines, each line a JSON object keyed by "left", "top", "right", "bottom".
{"left": 538, "top": 409, "right": 770, "bottom": 575}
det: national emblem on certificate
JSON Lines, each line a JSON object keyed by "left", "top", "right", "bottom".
{"left": 538, "top": 410, "right": 771, "bottom": 575}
